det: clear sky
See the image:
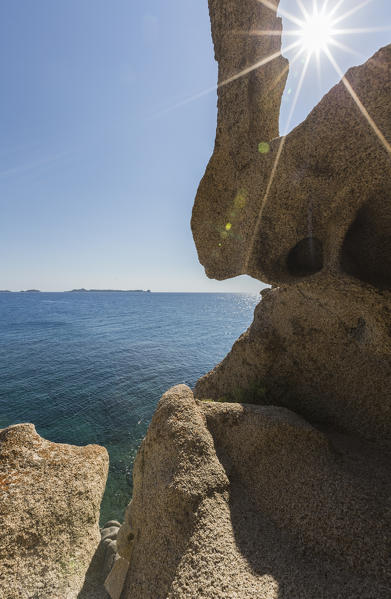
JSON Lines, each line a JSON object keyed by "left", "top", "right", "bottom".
{"left": 0, "top": 0, "right": 389, "bottom": 292}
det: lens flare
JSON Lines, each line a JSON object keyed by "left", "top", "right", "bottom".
{"left": 299, "top": 9, "right": 334, "bottom": 54}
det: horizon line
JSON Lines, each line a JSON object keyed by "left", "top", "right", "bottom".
{"left": 0, "top": 288, "right": 263, "bottom": 294}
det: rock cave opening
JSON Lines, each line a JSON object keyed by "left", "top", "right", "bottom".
{"left": 340, "top": 197, "right": 391, "bottom": 290}
{"left": 286, "top": 237, "right": 323, "bottom": 277}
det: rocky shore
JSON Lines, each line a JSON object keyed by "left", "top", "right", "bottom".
{"left": 1, "top": 0, "right": 390, "bottom": 597}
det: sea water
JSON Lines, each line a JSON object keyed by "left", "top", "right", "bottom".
{"left": 0, "top": 291, "right": 259, "bottom": 523}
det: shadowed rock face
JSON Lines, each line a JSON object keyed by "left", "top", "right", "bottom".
{"left": 192, "top": 0, "right": 391, "bottom": 446}
{"left": 192, "top": 0, "right": 288, "bottom": 279}
{"left": 0, "top": 423, "right": 108, "bottom": 599}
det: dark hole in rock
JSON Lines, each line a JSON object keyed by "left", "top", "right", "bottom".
{"left": 341, "top": 197, "right": 391, "bottom": 290}
{"left": 286, "top": 237, "right": 323, "bottom": 277}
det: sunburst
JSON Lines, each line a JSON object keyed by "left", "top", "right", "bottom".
{"left": 243, "top": 0, "right": 391, "bottom": 271}
{"left": 251, "top": 0, "right": 391, "bottom": 150}
{"left": 153, "top": 0, "right": 390, "bottom": 160}
{"left": 297, "top": 4, "right": 335, "bottom": 55}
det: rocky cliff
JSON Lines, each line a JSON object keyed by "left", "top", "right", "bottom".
{"left": 104, "top": 0, "right": 391, "bottom": 597}
{"left": 192, "top": 2, "right": 391, "bottom": 446}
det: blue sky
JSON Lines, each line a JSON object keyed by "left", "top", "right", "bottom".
{"left": 0, "top": 0, "right": 389, "bottom": 292}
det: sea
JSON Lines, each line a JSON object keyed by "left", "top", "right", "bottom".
{"left": 0, "top": 291, "right": 259, "bottom": 523}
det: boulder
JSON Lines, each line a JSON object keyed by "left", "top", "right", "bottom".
{"left": 0, "top": 423, "right": 108, "bottom": 599}
{"left": 106, "top": 386, "right": 391, "bottom": 598}
{"left": 195, "top": 280, "right": 391, "bottom": 446}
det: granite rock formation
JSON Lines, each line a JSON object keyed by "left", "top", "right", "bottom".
{"left": 191, "top": 0, "right": 391, "bottom": 446}
{"left": 105, "top": 0, "right": 391, "bottom": 597}
{"left": 0, "top": 423, "right": 108, "bottom": 599}
{"left": 105, "top": 386, "right": 391, "bottom": 598}
{"left": 196, "top": 279, "right": 391, "bottom": 446}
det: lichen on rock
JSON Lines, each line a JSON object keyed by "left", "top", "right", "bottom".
{"left": 0, "top": 423, "right": 108, "bottom": 599}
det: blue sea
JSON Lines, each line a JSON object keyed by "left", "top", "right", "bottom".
{"left": 0, "top": 291, "right": 259, "bottom": 523}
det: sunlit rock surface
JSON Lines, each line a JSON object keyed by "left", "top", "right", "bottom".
{"left": 107, "top": 386, "right": 391, "bottom": 598}
{"left": 0, "top": 423, "right": 108, "bottom": 599}
{"left": 196, "top": 279, "right": 391, "bottom": 446}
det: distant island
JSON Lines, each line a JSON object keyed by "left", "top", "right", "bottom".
{"left": 68, "top": 289, "right": 151, "bottom": 293}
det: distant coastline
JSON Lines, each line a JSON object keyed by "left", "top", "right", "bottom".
{"left": 0, "top": 289, "right": 152, "bottom": 293}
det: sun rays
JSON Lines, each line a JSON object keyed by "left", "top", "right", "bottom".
{"left": 277, "top": 0, "right": 391, "bottom": 159}
{"left": 324, "top": 46, "right": 391, "bottom": 156}
{"left": 225, "top": 0, "right": 391, "bottom": 273}
{"left": 244, "top": 49, "right": 311, "bottom": 271}
{"left": 256, "top": 0, "right": 389, "bottom": 60}
{"left": 153, "top": 0, "right": 390, "bottom": 164}
{"left": 242, "top": 0, "right": 391, "bottom": 270}
{"left": 152, "top": 0, "right": 391, "bottom": 132}
{"left": 252, "top": 0, "right": 391, "bottom": 159}
{"left": 298, "top": 6, "right": 335, "bottom": 54}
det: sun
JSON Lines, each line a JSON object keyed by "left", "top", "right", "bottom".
{"left": 299, "top": 8, "right": 335, "bottom": 55}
